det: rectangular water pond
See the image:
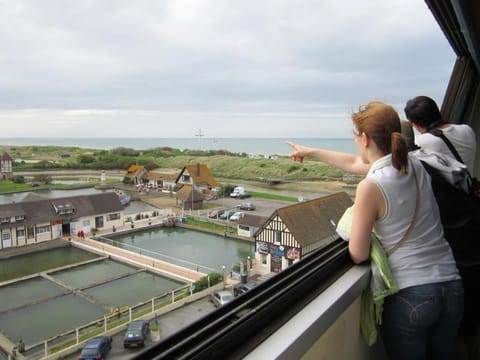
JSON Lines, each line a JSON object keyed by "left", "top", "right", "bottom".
{"left": 0, "top": 246, "right": 100, "bottom": 282}
{"left": 83, "top": 271, "right": 185, "bottom": 308}
{"left": 50, "top": 259, "right": 139, "bottom": 289}
{"left": 0, "top": 277, "right": 67, "bottom": 313}
{"left": 0, "top": 293, "right": 107, "bottom": 345}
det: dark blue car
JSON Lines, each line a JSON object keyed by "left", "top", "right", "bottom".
{"left": 78, "top": 336, "right": 112, "bottom": 360}
{"left": 123, "top": 320, "right": 150, "bottom": 348}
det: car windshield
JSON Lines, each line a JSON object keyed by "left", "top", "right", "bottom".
{"left": 222, "top": 294, "right": 234, "bottom": 301}
{"left": 127, "top": 330, "right": 141, "bottom": 337}
{"left": 81, "top": 348, "right": 98, "bottom": 356}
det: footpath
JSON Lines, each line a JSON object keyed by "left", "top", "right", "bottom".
{"left": 72, "top": 236, "right": 205, "bottom": 283}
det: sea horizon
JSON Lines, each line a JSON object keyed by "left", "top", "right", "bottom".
{"left": 0, "top": 137, "right": 357, "bottom": 155}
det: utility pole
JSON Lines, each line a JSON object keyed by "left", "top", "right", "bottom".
{"left": 195, "top": 128, "right": 204, "bottom": 151}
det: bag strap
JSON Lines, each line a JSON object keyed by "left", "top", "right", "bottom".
{"left": 429, "top": 128, "right": 476, "bottom": 184}
{"left": 387, "top": 164, "right": 419, "bottom": 257}
{"left": 429, "top": 128, "right": 465, "bottom": 164}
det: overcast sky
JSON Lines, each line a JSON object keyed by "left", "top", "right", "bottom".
{"left": 0, "top": 0, "right": 455, "bottom": 138}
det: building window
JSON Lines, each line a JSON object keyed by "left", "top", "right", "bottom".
{"left": 17, "top": 229, "right": 25, "bottom": 237}
{"left": 82, "top": 220, "right": 91, "bottom": 227}
{"left": 36, "top": 225, "right": 51, "bottom": 234}
{"left": 275, "top": 230, "right": 282, "bottom": 243}
{"left": 0, "top": 217, "right": 10, "bottom": 224}
{"left": 15, "top": 215, "right": 25, "bottom": 221}
{"left": 261, "top": 253, "right": 267, "bottom": 265}
{"left": 52, "top": 203, "right": 75, "bottom": 215}
{"left": 2, "top": 232, "right": 11, "bottom": 241}
{"left": 107, "top": 213, "right": 121, "bottom": 221}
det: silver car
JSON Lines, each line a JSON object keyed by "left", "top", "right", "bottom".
{"left": 210, "top": 290, "right": 234, "bottom": 307}
{"left": 237, "top": 202, "right": 256, "bottom": 211}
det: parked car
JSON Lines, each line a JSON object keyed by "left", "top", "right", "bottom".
{"left": 220, "top": 210, "right": 236, "bottom": 220}
{"left": 78, "top": 336, "right": 112, "bottom": 360}
{"left": 123, "top": 320, "right": 150, "bottom": 348}
{"left": 233, "top": 283, "right": 256, "bottom": 297}
{"left": 229, "top": 212, "right": 245, "bottom": 221}
{"left": 229, "top": 186, "right": 251, "bottom": 199}
{"left": 210, "top": 290, "right": 234, "bottom": 307}
{"left": 236, "top": 202, "right": 256, "bottom": 211}
{"left": 208, "top": 209, "right": 225, "bottom": 218}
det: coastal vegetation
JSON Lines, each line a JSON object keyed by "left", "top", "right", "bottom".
{"left": 1, "top": 144, "right": 347, "bottom": 182}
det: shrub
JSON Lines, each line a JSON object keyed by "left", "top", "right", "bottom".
{"left": 220, "top": 184, "right": 236, "bottom": 197}
{"left": 150, "top": 322, "right": 159, "bottom": 332}
{"left": 287, "top": 165, "right": 301, "bottom": 173}
{"left": 78, "top": 154, "right": 96, "bottom": 164}
{"left": 32, "top": 174, "right": 52, "bottom": 184}
{"left": 192, "top": 272, "right": 223, "bottom": 293}
{"left": 12, "top": 175, "right": 25, "bottom": 184}
{"left": 123, "top": 177, "right": 133, "bottom": 184}
{"left": 111, "top": 147, "right": 140, "bottom": 157}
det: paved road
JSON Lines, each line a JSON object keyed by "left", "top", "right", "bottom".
{"left": 202, "top": 196, "right": 294, "bottom": 218}
{"left": 62, "top": 297, "right": 218, "bottom": 360}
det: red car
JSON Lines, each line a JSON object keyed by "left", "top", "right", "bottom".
{"left": 208, "top": 209, "right": 225, "bottom": 218}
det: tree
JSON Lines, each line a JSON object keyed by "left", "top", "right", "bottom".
{"left": 77, "top": 154, "right": 96, "bottom": 164}
{"left": 11, "top": 175, "right": 25, "bottom": 184}
{"left": 32, "top": 174, "right": 52, "bottom": 185}
{"left": 220, "top": 184, "right": 236, "bottom": 197}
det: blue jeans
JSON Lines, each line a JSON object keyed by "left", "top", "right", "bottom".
{"left": 381, "top": 280, "right": 464, "bottom": 360}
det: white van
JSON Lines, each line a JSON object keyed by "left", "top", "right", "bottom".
{"left": 229, "top": 186, "right": 246, "bottom": 198}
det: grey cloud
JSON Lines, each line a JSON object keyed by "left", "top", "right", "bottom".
{"left": 0, "top": 0, "right": 457, "bottom": 137}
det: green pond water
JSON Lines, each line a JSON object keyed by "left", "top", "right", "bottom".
{"left": 0, "top": 293, "right": 107, "bottom": 345}
{"left": 0, "top": 227, "right": 252, "bottom": 348}
{"left": 51, "top": 260, "right": 138, "bottom": 289}
{"left": 0, "top": 246, "right": 99, "bottom": 282}
{"left": 0, "top": 277, "right": 65, "bottom": 313}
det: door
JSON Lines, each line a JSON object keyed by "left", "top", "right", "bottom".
{"left": 95, "top": 216, "right": 104, "bottom": 229}
{"left": 2, "top": 232, "right": 12, "bottom": 248}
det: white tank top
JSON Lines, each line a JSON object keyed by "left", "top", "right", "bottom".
{"left": 367, "top": 154, "right": 460, "bottom": 290}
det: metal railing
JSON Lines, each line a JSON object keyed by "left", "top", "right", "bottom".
{"left": 95, "top": 236, "right": 217, "bottom": 274}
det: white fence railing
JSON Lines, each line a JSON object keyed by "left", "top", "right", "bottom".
{"left": 20, "top": 278, "right": 222, "bottom": 359}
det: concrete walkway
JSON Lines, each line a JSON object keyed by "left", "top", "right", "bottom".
{"left": 71, "top": 235, "right": 206, "bottom": 283}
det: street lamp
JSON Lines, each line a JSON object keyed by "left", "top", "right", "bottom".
{"left": 222, "top": 265, "right": 226, "bottom": 282}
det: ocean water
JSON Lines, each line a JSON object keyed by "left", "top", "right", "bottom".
{"left": 0, "top": 137, "right": 356, "bottom": 155}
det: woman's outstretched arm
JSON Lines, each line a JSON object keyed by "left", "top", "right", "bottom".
{"left": 286, "top": 140, "right": 370, "bottom": 175}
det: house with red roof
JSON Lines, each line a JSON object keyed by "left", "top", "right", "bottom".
{"left": 175, "top": 163, "right": 221, "bottom": 207}
{"left": 123, "top": 165, "right": 147, "bottom": 185}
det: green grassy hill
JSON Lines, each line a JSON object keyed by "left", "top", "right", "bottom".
{"left": 0, "top": 144, "right": 348, "bottom": 182}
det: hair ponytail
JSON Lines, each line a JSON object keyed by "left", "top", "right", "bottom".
{"left": 391, "top": 132, "right": 408, "bottom": 174}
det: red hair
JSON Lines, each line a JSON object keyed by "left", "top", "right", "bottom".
{"left": 352, "top": 101, "right": 408, "bottom": 174}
